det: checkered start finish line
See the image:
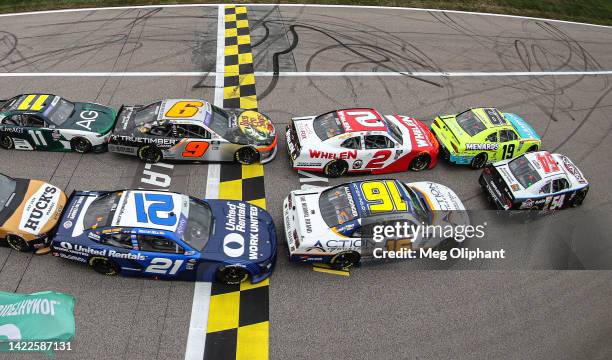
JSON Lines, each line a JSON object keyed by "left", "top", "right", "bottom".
{"left": 204, "top": 5, "right": 269, "bottom": 360}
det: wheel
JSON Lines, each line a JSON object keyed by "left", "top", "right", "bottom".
{"left": 330, "top": 251, "right": 360, "bottom": 269}
{"left": 217, "top": 265, "right": 249, "bottom": 285}
{"left": 6, "top": 235, "right": 30, "bottom": 252}
{"left": 89, "top": 257, "right": 119, "bottom": 276}
{"left": 571, "top": 189, "right": 588, "bottom": 207}
{"left": 527, "top": 145, "right": 538, "bottom": 153}
{"left": 323, "top": 160, "right": 348, "bottom": 178}
{"left": 409, "top": 154, "right": 430, "bottom": 171}
{"left": 470, "top": 153, "right": 488, "bottom": 169}
{"left": 138, "top": 145, "right": 162, "bottom": 163}
{"left": 0, "top": 135, "right": 14, "bottom": 149}
{"left": 70, "top": 137, "right": 92, "bottom": 153}
{"left": 435, "top": 238, "right": 460, "bottom": 252}
{"left": 235, "top": 147, "right": 260, "bottom": 165}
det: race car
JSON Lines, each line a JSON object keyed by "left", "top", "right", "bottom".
{"left": 283, "top": 179, "right": 468, "bottom": 268}
{"left": 51, "top": 189, "right": 277, "bottom": 284}
{"left": 0, "top": 173, "right": 66, "bottom": 252}
{"left": 108, "top": 99, "right": 277, "bottom": 164}
{"left": 479, "top": 151, "right": 588, "bottom": 210}
{"left": 286, "top": 108, "right": 438, "bottom": 177}
{"left": 431, "top": 107, "right": 541, "bottom": 169}
{"left": 0, "top": 94, "right": 117, "bottom": 153}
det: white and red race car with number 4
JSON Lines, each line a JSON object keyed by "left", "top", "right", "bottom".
{"left": 286, "top": 108, "right": 439, "bottom": 177}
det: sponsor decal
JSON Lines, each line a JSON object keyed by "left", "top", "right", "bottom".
{"left": 238, "top": 111, "right": 274, "bottom": 142}
{"left": 225, "top": 202, "right": 247, "bottom": 232}
{"left": 427, "top": 182, "right": 459, "bottom": 210}
{"left": 295, "top": 162, "right": 323, "bottom": 167}
{"left": 248, "top": 205, "right": 259, "bottom": 260}
{"left": 326, "top": 239, "right": 362, "bottom": 248}
{"left": 308, "top": 149, "right": 357, "bottom": 160}
{"left": 76, "top": 110, "right": 99, "bottom": 130}
{"left": 63, "top": 220, "right": 72, "bottom": 229}
{"left": 0, "top": 127, "right": 24, "bottom": 134}
{"left": 353, "top": 159, "right": 363, "bottom": 169}
{"left": 466, "top": 143, "right": 498, "bottom": 151}
{"left": 51, "top": 130, "right": 61, "bottom": 140}
{"left": 19, "top": 185, "right": 61, "bottom": 235}
{"left": 300, "top": 197, "right": 313, "bottom": 234}
{"left": 223, "top": 233, "right": 245, "bottom": 258}
{"left": 108, "top": 144, "right": 137, "bottom": 155}
{"left": 110, "top": 135, "right": 178, "bottom": 148}
{"left": 511, "top": 184, "right": 519, "bottom": 191}
{"left": 561, "top": 156, "right": 587, "bottom": 184}
{"left": 119, "top": 107, "right": 134, "bottom": 130}
{"left": 397, "top": 116, "right": 430, "bottom": 148}
{"left": 519, "top": 199, "right": 534, "bottom": 209}
{"left": 55, "top": 242, "right": 146, "bottom": 260}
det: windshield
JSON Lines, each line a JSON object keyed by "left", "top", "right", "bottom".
{"left": 385, "top": 119, "right": 403, "bottom": 145}
{"left": 319, "top": 185, "right": 359, "bottom": 227}
{"left": 207, "top": 105, "right": 232, "bottom": 138}
{"left": 0, "top": 174, "right": 16, "bottom": 207}
{"left": 183, "top": 198, "right": 212, "bottom": 251}
{"left": 402, "top": 184, "right": 429, "bottom": 220}
{"left": 83, "top": 192, "right": 122, "bottom": 230}
{"left": 313, "top": 112, "right": 344, "bottom": 140}
{"left": 508, "top": 156, "right": 541, "bottom": 189}
{"left": 48, "top": 98, "right": 75, "bottom": 126}
{"left": 456, "top": 110, "right": 486, "bottom": 136}
{"left": 134, "top": 102, "right": 161, "bottom": 126}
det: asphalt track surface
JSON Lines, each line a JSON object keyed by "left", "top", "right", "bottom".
{"left": 1, "top": 4, "right": 612, "bottom": 360}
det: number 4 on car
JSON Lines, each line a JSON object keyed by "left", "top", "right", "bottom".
{"left": 51, "top": 190, "right": 277, "bottom": 284}
{"left": 0, "top": 94, "right": 117, "bottom": 153}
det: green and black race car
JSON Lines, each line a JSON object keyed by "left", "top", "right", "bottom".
{"left": 0, "top": 94, "right": 117, "bottom": 153}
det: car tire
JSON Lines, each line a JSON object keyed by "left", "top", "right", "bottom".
{"left": 470, "top": 153, "right": 488, "bottom": 169}
{"left": 138, "top": 145, "right": 162, "bottom": 164}
{"left": 323, "top": 160, "right": 348, "bottom": 178}
{"left": 409, "top": 154, "right": 430, "bottom": 171}
{"left": 6, "top": 235, "right": 30, "bottom": 252}
{"left": 216, "top": 265, "right": 249, "bottom": 285}
{"left": 0, "top": 135, "right": 14, "bottom": 150}
{"left": 89, "top": 257, "right": 120, "bottom": 276}
{"left": 235, "top": 147, "right": 260, "bottom": 165}
{"left": 527, "top": 145, "right": 538, "bottom": 153}
{"left": 70, "top": 137, "right": 92, "bottom": 153}
{"left": 435, "top": 238, "right": 460, "bottom": 252}
{"left": 571, "top": 189, "right": 588, "bottom": 207}
{"left": 330, "top": 251, "right": 360, "bottom": 269}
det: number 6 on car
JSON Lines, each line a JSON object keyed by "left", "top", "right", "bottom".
{"left": 51, "top": 189, "right": 277, "bottom": 284}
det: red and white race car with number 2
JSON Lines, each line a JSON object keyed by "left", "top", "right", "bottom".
{"left": 286, "top": 108, "right": 439, "bottom": 177}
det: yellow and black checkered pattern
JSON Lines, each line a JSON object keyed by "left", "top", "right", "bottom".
{"left": 204, "top": 5, "right": 269, "bottom": 360}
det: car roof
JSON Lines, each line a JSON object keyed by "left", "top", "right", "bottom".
{"left": 110, "top": 190, "right": 188, "bottom": 233}
{"left": 158, "top": 99, "right": 213, "bottom": 123}
{"left": 4, "top": 94, "right": 60, "bottom": 115}
{"left": 469, "top": 107, "right": 511, "bottom": 130}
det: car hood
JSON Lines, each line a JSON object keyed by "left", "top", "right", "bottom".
{"left": 225, "top": 109, "right": 276, "bottom": 146}
{"left": 62, "top": 102, "right": 117, "bottom": 134}
{"left": 206, "top": 199, "right": 276, "bottom": 262}
{"left": 4, "top": 180, "right": 66, "bottom": 238}
{"left": 407, "top": 181, "right": 466, "bottom": 211}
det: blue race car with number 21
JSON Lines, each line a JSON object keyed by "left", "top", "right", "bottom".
{"left": 51, "top": 189, "right": 277, "bottom": 284}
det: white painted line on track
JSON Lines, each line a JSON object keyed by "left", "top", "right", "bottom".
{"left": 184, "top": 281, "right": 212, "bottom": 360}
{"left": 1, "top": 71, "right": 611, "bottom": 77}
{"left": 184, "top": 5, "right": 224, "bottom": 360}
{"left": 0, "top": 3, "right": 609, "bottom": 29}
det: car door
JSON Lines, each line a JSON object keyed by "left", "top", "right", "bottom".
{"left": 496, "top": 129, "right": 520, "bottom": 161}
{"left": 362, "top": 134, "right": 397, "bottom": 170}
{"left": 12, "top": 114, "right": 51, "bottom": 150}
{"left": 546, "top": 176, "right": 571, "bottom": 209}
{"left": 339, "top": 135, "right": 364, "bottom": 170}
{"left": 134, "top": 231, "right": 193, "bottom": 278}
{"left": 172, "top": 123, "right": 214, "bottom": 161}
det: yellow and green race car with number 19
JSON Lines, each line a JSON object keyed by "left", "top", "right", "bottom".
{"left": 430, "top": 107, "right": 541, "bottom": 169}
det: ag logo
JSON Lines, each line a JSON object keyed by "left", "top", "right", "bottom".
{"left": 76, "top": 110, "right": 99, "bottom": 130}
{"left": 223, "top": 233, "right": 244, "bottom": 258}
